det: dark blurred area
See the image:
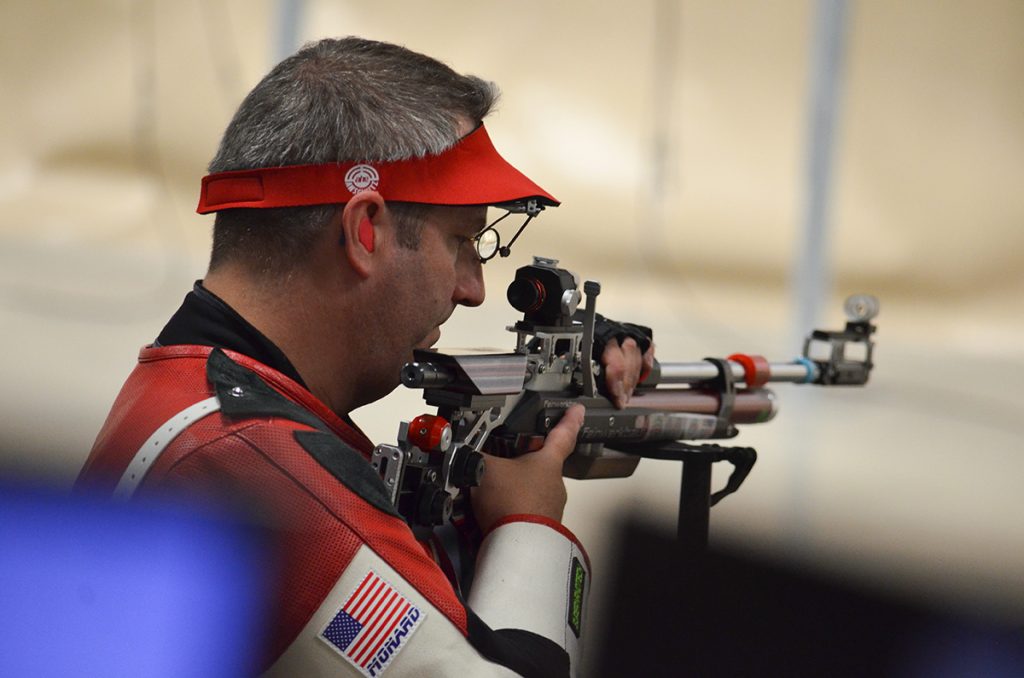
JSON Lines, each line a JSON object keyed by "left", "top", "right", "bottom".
{"left": 0, "top": 482, "right": 271, "bottom": 677}
{"left": 595, "top": 518, "right": 1024, "bottom": 677}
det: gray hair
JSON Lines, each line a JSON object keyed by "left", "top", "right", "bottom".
{"left": 208, "top": 37, "right": 499, "bottom": 274}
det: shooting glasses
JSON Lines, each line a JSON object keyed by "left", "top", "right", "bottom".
{"left": 471, "top": 200, "right": 545, "bottom": 263}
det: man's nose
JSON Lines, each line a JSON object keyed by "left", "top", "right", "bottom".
{"left": 453, "top": 257, "right": 485, "bottom": 307}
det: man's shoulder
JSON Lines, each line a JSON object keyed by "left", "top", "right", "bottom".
{"left": 171, "top": 416, "right": 397, "bottom": 522}
{"left": 84, "top": 345, "right": 384, "bottom": 504}
{"left": 78, "top": 345, "right": 345, "bottom": 492}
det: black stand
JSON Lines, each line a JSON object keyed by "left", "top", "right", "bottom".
{"left": 618, "top": 442, "right": 757, "bottom": 551}
{"left": 680, "top": 453, "right": 714, "bottom": 549}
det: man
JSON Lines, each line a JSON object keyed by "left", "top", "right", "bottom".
{"left": 77, "top": 37, "right": 652, "bottom": 677}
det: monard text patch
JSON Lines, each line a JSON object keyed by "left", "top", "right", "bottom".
{"left": 320, "top": 570, "right": 425, "bottom": 677}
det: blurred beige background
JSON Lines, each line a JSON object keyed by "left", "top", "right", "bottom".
{"left": 2, "top": 0, "right": 1022, "bottom": 661}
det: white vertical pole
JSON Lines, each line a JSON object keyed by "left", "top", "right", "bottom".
{"left": 274, "top": 0, "right": 305, "bottom": 63}
{"left": 793, "top": 0, "right": 850, "bottom": 343}
{"left": 788, "top": 0, "right": 851, "bottom": 548}
{"left": 642, "top": 0, "right": 681, "bottom": 264}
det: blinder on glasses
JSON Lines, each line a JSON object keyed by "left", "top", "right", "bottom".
{"left": 472, "top": 199, "right": 545, "bottom": 263}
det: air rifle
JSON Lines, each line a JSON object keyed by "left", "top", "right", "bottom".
{"left": 373, "top": 256, "right": 878, "bottom": 545}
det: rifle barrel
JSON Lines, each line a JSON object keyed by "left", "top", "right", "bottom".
{"left": 653, "top": 360, "right": 815, "bottom": 386}
{"left": 631, "top": 389, "right": 777, "bottom": 424}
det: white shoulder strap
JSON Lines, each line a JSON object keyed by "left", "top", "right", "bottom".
{"left": 112, "top": 396, "right": 222, "bottom": 500}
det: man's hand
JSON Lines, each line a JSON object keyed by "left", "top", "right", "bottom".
{"left": 601, "top": 338, "right": 656, "bottom": 409}
{"left": 471, "top": 404, "right": 586, "bottom": 534}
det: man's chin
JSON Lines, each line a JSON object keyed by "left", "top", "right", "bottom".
{"left": 414, "top": 327, "right": 442, "bottom": 351}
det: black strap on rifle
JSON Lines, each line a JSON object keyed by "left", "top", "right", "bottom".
{"left": 589, "top": 313, "right": 654, "bottom": 359}
{"left": 703, "top": 357, "right": 737, "bottom": 438}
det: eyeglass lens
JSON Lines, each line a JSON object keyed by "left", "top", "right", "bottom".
{"left": 476, "top": 227, "right": 500, "bottom": 260}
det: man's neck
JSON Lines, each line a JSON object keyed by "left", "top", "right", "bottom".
{"left": 202, "top": 265, "right": 366, "bottom": 416}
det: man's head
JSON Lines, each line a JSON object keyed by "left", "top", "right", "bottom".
{"left": 207, "top": 37, "right": 498, "bottom": 277}
{"left": 199, "top": 37, "right": 555, "bottom": 412}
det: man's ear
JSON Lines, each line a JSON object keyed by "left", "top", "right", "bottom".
{"left": 339, "top": 192, "right": 386, "bottom": 279}
{"left": 358, "top": 218, "right": 375, "bottom": 253}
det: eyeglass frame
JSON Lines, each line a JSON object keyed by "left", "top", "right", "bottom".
{"left": 467, "top": 198, "right": 545, "bottom": 263}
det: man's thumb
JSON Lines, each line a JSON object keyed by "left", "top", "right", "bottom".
{"left": 543, "top": 404, "right": 586, "bottom": 461}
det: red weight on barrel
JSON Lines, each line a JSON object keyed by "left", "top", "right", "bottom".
{"left": 728, "top": 353, "right": 771, "bottom": 389}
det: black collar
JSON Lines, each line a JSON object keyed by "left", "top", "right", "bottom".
{"left": 155, "top": 281, "right": 307, "bottom": 388}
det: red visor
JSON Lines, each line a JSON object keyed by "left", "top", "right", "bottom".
{"left": 196, "top": 125, "right": 559, "bottom": 214}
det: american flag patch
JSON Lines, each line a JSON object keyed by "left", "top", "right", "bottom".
{"left": 319, "top": 570, "right": 425, "bottom": 677}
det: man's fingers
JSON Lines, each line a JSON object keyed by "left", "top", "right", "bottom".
{"left": 601, "top": 337, "right": 653, "bottom": 407}
{"left": 607, "top": 338, "right": 641, "bottom": 407}
{"left": 620, "top": 337, "right": 642, "bottom": 397}
{"left": 640, "top": 343, "right": 656, "bottom": 384}
{"left": 643, "top": 343, "right": 655, "bottom": 369}
{"left": 601, "top": 339, "right": 626, "bottom": 404}
{"left": 541, "top": 404, "right": 586, "bottom": 461}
